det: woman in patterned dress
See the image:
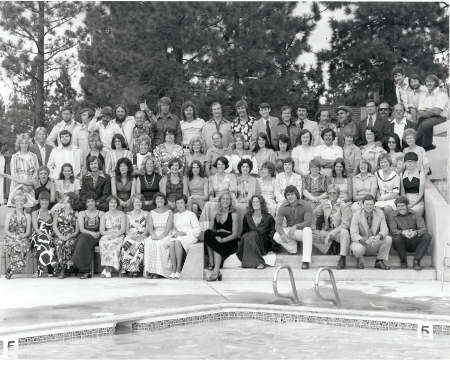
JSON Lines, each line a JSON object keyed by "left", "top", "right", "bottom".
{"left": 7, "top": 133, "right": 40, "bottom": 211}
{"left": 329, "top": 158, "right": 352, "bottom": 203}
{"left": 186, "top": 160, "right": 209, "bottom": 216}
{"left": 99, "top": 195, "right": 126, "bottom": 278}
{"left": 111, "top": 157, "right": 136, "bottom": 213}
{"left": 144, "top": 192, "right": 174, "bottom": 279}
{"left": 53, "top": 192, "right": 79, "bottom": 279}
{"left": 53, "top": 163, "right": 82, "bottom": 212}
{"left": 360, "top": 126, "right": 387, "bottom": 174}
{"left": 104, "top": 133, "right": 133, "bottom": 176}
{"left": 3, "top": 193, "right": 32, "bottom": 279}
{"left": 257, "top": 161, "right": 277, "bottom": 217}
{"left": 30, "top": 191, "right": 57, "bottom": 277}
{"left": 252, "top": 132, "right": 276, "bottom": 175}
{"left": 159, "top": 158, "right": 188, "bottom": 210}
{"left": 120, "top": 194, "right": 148, "bottom": 277}
{"left": 153, "top": 127, "right": 185, "bottom": 176}
{"left": 67, "top": 191, "right": 104, "bottom": 279}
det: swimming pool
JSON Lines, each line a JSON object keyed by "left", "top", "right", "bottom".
{"left": 4, "top": 318, "right": 450, "bottom": 359}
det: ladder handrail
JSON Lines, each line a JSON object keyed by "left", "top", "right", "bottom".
{"left": 273, "top": 265, "right": 301, "bottom": 305}
{"left": 314, "top": 267, "right": 341, "bottom": 308}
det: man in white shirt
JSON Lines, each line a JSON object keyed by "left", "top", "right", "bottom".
{"left": 389, "top": 104, "right": 415, "bottom": 149}
{"left": 30, "top": 127, "right": 53, "bottom": 167}
{"left": 180, "top": 101, "right": 205, "bottom": 151}
{"left": 295, "top": 104, "right": 320, "bottom": 147}
{"left": 73, "top": 108, "right": 93, "bottom": 162}
{"left": 417, "top": 74, "right": 449, "bottom": 151}
{"left": 46, "top": 106, "right": 80, "bottom": 147}
{"left": 314, "top": 128, "right": 343, "bottom": 176}
{"left": 112, "top": 104, "right": 135, "bottom": 149}
{"left": 406, "top": 74, "right": 428, "bottom": 124}
{"left": 47, "top": 130, "right": 84, "bottom": 180}
{"left": 88, "top": 106, "right": 124, "bottom": 150}
{"left": 393, "top": 67, "right": 410, "bottom": 109}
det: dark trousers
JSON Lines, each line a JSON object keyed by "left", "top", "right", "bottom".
{"left": 416, "top": 116, "right": 446, "bottom": 148}
{"left": 392, "top": 233, "right": 432, "bottom": 261}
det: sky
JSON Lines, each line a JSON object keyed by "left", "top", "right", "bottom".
{"left": 0, "top": 1, "right": 350, "bottom": 106}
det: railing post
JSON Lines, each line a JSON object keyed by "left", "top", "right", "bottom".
{"left": 314, "top": 267, "right": 341, "bottom": 308}
{"left": 273, "top": 265, "right": 301, "bottom": 305}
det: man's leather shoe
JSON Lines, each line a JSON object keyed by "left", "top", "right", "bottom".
{"left": 413, "top": 259, "right": 421, "bottom": 271}
{"left": 302, "top": 262, "right": 309, "bottom": 270}
{"left": 336, "top": 259, "right": 346, "bottom": 270}
{"left": 401, "top": 262, "right": 407, "bottom": 269}
{"left": 375, "top": 260, "right": 390, "bottom": 270}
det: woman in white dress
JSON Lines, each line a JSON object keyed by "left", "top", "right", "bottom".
{"left": 169, "top": 194, "right": 201, "bottom": 279}
{"left": 257, "top": 161, "right": 277, "bottom": 217}
{"left": 144, "top": 192, "right": 174, "bottom": 279}
{"left": 104, "top": 133, "right": 132, "bottom": 176}
{"left": 374, "top": 153, "right": 400, "bottom": 221}
{"left": 292, "top": 129, "right": 315, "bottom": 176}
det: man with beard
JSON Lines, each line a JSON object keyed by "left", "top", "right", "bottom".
{"left": 335, "top": 105, "right": 359, "bottom": 147}
{"left": 294, "top": 104, "right": 320, "bottom": 147}
{"left": 47, "top": 106, "right": 80, "bottom": 147}
{"left": 151, "top": 97, "right": 182, "bottom": 147}
{"left": 406, "top": 74, "right": 428, "bottom": 125}
{"left": 231, "top": 99, "right": 257, "bottom": 150}
{"left": 112, "top": 104, "right": 136, "bottom": 149}
{"left": 88, "top": 106, "right": 123, "bottom": 150}
{"left": 30, "top": 127, "right": 53, "bottom": 167}
{"left": 47, "top": 130, "right": 84, "bottom": 180}
{"left": 73, "top": 108, "right": 94, "bottom": 162}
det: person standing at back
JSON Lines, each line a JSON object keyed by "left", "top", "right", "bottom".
{"left": 30, "top": 127, "right": 53, "bottom": 167}
{"left": 151, "top": 97, "right": 182, "bottom": 148}
{"left": 73, "top": 108, "right": 94, "bottom": 163}
{"left": 294, "top": 104, "right": 320, "bottom": 147}
{"left": 180, "top": 101, "right": 205, "bottom": 153}
{"left": 356, "top": 99, "right": 390, "bottom": 147}
{"left": 250, "top": 102, "right": 279, "bottom": 150}
{"left": 112, "top": 104, "right": 136, "bottom": 149}
{"left": 231, "top": 99, "right": 257, "bottom": 150}
{"left": 202, "top": 102, "right": 232, "bottom": 151}
{"left": 47, "top": 106, "right": 80, "bottom": 147}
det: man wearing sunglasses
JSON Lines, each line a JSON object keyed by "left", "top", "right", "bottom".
{"left": 378, "top": 102, "right": 391, "bottom": 120}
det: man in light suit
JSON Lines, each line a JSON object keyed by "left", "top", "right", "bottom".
{"left": 356, "top": 99, "right": 390, "bottom": 146}
{"left": 30, "top": 127, "right": 53, "bottom": 167}
{"left": 350, "top": 194, "right": 392, "bottom": 270}
{"left": 250, "top": 102, "right": 279, "bottom": 150}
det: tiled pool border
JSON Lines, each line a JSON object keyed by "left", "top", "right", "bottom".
{"left": 1, "top": 303, "right": 450, "bottom": 348}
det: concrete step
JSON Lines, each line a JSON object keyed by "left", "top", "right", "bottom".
{"left": 205, "top": 267, "right": 437, "bottom": 281}
{"left": 272, "top": 254, "right": 432, "bottom": 268}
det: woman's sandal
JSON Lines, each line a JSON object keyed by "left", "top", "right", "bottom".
{"left": 80, "top": 273, "right": 92, "bottom": 279}
{"left": 207, "top": 262, "right": 215, "bottom": 271}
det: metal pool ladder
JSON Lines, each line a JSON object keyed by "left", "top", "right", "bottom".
{"left": 273, "top": 265, "right": 341, "bottom": 308}
{"left": 315, "top": 267, "right": 341, "bottom": 308}
{"left": 273, "top": 265, "right": 301, "bottom": 305}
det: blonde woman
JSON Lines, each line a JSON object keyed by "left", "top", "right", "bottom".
{"left": 184, "top": 137, "right": 206, "bottom": 175}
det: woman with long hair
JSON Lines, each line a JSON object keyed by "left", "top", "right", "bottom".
{"left": 54, "top": 163, "right": 82, "bottom": 211}
{"left": 274, "top": 134, "right": 291, "bottom": 174}
{"left": 330, "top": 158, "right": 352, "bottom": 203}
{"left": 274, "top": 157, "right": 303, "bottom": 208}
{"left": 361, "top": 126, "right": 387, "bottom": 173}
{"left": 203, "top": 191, "right": 239, "bottom": 281}
{"left": 236, "top": 195, "right": 275, "bottom": 269}
{"left": 257, "top": 161, "right": 277, "bottom": 217}
{"left": 184, "top": 137, "right": 206, "bottom": 175}
{"left": 112, "top": 157, "right": 136, "bottom": 212}
{"left": 383, "top": 133, "right": 404, "bottom": 176}
{"left": 186, "top": 160, "right": 209, "bottom": 216}
{"left": 252, "top": 132, "right": 276, "bottom": 175}
{"left": 84, "top": 133, "right": 107, "bottom": 176}
{"left": 292, "top": 129, "right": 315, "bottom": 176}
{"left": 105, "top": 133, "right": 132, "bottom": 176}
{"left": 160, "top": 157, "right": 189, "bottom": 210}
{"left": 229, "top": 133, "right": 252, "bottom": 174}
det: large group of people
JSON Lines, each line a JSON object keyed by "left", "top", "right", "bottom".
{"left": 1, "top": 71, "right": 446, "bottom": 281}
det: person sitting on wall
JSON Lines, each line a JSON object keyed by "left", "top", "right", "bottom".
{"left": 273, "top": 185, "right": 313, "bottom": 269}
{"left": 388, "top": 196, "right": 432, "bottom": 271}
{"left": 350, "top": 194, "right": 392, "bottom": 270}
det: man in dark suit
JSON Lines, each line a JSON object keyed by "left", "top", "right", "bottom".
{"left": 250, "top": 102, "right": 279, "bottom": 150}
{"left": 389, "top": 103, "right": 415, "bottom": 149}
{"left": 356, "top": 99, "right": 390, "bottom": 147}
{"left": 30, "top": 127, "right": 54, "bottom": 167}
{"left": 79, "top": 155, "right": 111, "bottom": 212}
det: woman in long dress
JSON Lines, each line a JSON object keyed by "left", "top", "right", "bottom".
{"left": 120, "top": 194, "right": 148, "bottom": 277}
{"left": 144, "top": 192, "right": 174, "bottom": 279}
{"left": 186, "top": 160, "right": 209, "bottom": 216}
{"left": 169, "top": 194, "right": 201, "bottom": 279}
{"left": 136, "top": 155, "right": 162, "bottom": 212}
{"left": 30, "top": 191, "right": 57, "bottom": 277}
{"left": 7, "top": 133, "right": 40, "bottom": 211}
{"left": 153, "top": 127, "right": 185, "bottom": 176}
{"left": 257, "top": 161, "right": 277, "bottom": 217}
{"left": 236, "top": 195, "right": 275, "bottom": 269}
{"left": 3, "top": 193, "right": 32, "bottom": 279}
{"left": 104, "top": 133, "right": 132, "bottom": 176}
{"left": 111, "top": 157, "right": 136, "bottom": 213}
{"left": 204, "top": 191, "right": 239, "bottom": 281}
{"left": 292, "top": 129, "right": 315, "bottom": 176}
{"left": 66, "top": 191, "right": 104, "bottom": 279}
{"left": 99, "top": 195, "right": 126, "bottom": 278}
{"left": 53, "top": 192, "right": 79, "bottom": 279}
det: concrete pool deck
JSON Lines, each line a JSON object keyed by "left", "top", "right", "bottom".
{"left": 1, "top": 275, "right": 449, "bottom": 334}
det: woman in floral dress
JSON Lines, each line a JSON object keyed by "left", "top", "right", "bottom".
{"left": 144, "top": 192, "right": 174, "bottom": 279}
{"left": 120, "top": 194, "right": 148, "bottom": 277}
{"left": 30, "top": 191, "right": 57, "bottom": 277}
{"left": 53, "top": 192, "right": 79, "bottom": 279}
{"left": 99, "top": 195, "right": 126, "bottom": 278}
{"left": 153, "top": 127, "right": 185, "bottom": 176}
{"left": 3, "top": 193, "right": 32, "bottom": 279}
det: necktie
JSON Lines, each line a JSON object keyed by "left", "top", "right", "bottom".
{"left": 367, "top": 215, "right": 373, "bottom": 237}
{"left": 299, "top": 120, "right": 304, "bottom": 130}
{"left": 368, "top": 116, "right": 373, "bottom": 127}
{"left": 265, "top": 119, "right": 272, "bottom": 144}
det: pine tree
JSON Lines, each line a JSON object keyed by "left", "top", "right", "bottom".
{"left": 317, "top": 2, "right": 449, "bottom": 106}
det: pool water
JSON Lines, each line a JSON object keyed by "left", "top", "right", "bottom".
{"left": 4, "top": 320, "right": 450, "bottom": 359}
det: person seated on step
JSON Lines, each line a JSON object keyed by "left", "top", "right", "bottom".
{"left": 273, "top": 185, "right": 313, "bottom": 270}
{"left": 388, "top": 196, "right": 432, "bottom": 271}
{"left": 350, "top": 194, "right": 392, "bottom": 270}
{"left": 311, "top": 184, "right": 352, "bottom": 270}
